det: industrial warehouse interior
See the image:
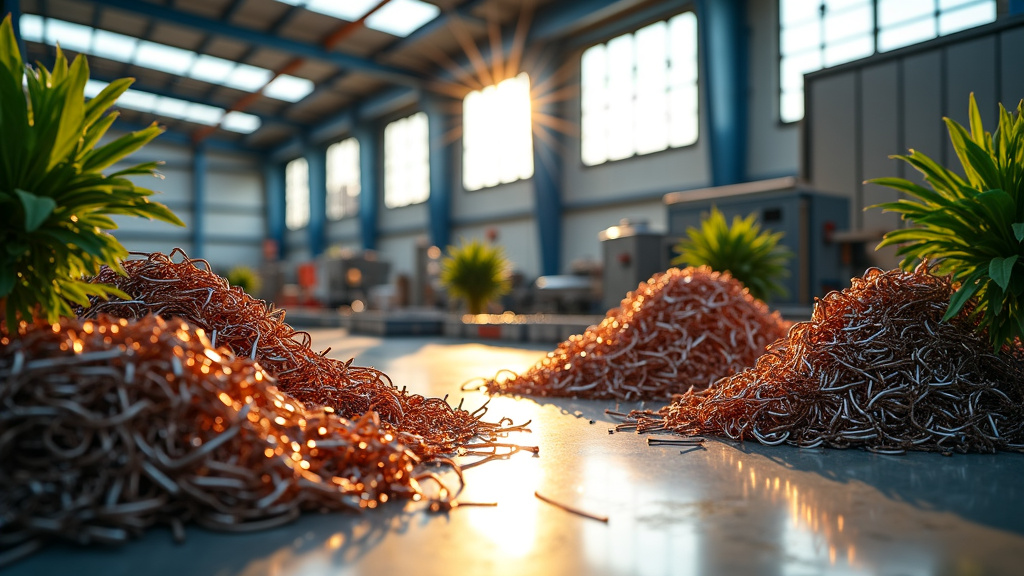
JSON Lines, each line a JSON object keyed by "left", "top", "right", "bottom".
{"left": 2, "top": 0, "right": 1024, "bottom": 574}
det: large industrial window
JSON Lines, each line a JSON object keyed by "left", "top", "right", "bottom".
{"left": 326, "top": 138, "right": 360, "bottom": 220}
{"left": 384, "top": 112, "right": 430, "bottom": 208}
{"left": 285, "top": 157, "right": 309, "bottom": 230}
{"left": 779, "top": 0, "right": 997, "bottom": 123}
{"left": 463, "top": 73, "right": 534, "bottom": 191}
{"left": 580, "top": 11, "right": 699, "bottom": 167}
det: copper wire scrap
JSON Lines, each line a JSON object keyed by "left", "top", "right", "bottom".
{"left": 0, "top": 315, "right": 450, "bottom": 566}
{"left": 481, "top": 267, "right": 788, "bottom": 400}
{"left": 79, "top": 250, "right": 525, "bottom": 460}
{"left": 629, "top": 266, "right": 1024, "bottom": 454}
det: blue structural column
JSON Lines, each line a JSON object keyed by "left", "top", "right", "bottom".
{"left": 696, "top": 0, "right": 748, "bottom": 186}
{"left": 423, "top": 93, "right": 453, "bottom": 250}
{"left": 2, "top": 0, "right": 26, "bottom": 59}
{"left": 354, "top": 126, "right": 379, "bottom": 251}
{"left": 191, "top": 143, "right": 207, "bottom": 259}
{"left": 305, "top": 143, "right": 327, "bottom": 257}
{"left": 532, "top": 49, "right": 564, "bottom": 276}
{"left": 264, "top": 159, "right": 286, "bottom": 258}
{"left": 1011, "top": 1, "right": 1024, "bottom": 14}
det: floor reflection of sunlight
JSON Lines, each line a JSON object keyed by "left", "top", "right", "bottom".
{"left": 462, "top": 458, "right": 542, "bottom": 558}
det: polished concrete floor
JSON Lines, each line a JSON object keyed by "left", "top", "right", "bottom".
{"left": 10, "top": 330, "right": 1024, "bottom": 575}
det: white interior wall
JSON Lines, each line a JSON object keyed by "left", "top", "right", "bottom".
{"left": 562, "top": 200, "right": 667, "bottom": 271}
{"left": 746, "top": 0, "right": 799, "bottom": 180}
{"left": 449, "top": 219, "right": 540, "bottom": 279}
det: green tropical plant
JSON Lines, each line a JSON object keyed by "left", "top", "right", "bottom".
{"left": 440, "top": 239, "right": 511, "bottom": 315}
{"left": 0, "top": 15, "right": 183, "bottom": 331}
{"left": 869, "top": 93, "right": 1024, "bottom": 352}
{"left": 671, "top": 206, "right": 792, "bottom": 301}
{"left": 226, "top": 265, "right": 261, "bottom": 295}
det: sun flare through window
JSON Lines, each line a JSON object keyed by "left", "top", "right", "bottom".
{"left": 463, "top": 73, "right": 534, "bottom": 191}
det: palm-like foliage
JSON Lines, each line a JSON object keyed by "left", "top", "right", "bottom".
{"left": 440, "top": 239, "right": 511, "bottom": 315}
{"left": 870, "top": 94, "right": 1024, "bottom": 351}
{"left": 671, "top": 207, "right": 792, "bottom": 302}
{"left": 0, "top": 15, "right": 183, "bottom": 330}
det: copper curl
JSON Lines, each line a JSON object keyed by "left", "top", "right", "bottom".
{"left": 481, "top": 267, "right": 788, "bottom": 400}
{"left": 629, "top": 265, "right": 1024, "bottom": 454}
{"left": 79, "top": 250, "right": 522, "bottom": 460}
{"left": 0, "top": 315, "right": 441, "bottom": 566}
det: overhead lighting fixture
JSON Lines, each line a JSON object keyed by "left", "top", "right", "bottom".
{"left": 19, "top": 14, "right": 311, "bottom": 103}
{"left": 274, "top": 0, "right": 439, "bottom": 37}
{"left": 83, "top": 79, "right": 262, "bottom": 134}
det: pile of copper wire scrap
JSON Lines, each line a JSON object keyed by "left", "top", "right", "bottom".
{"left": 0, "top": 315, "right": 452, "bottom": 567}
{"left": 479, "top": 266, "right": 788, "bottom": 400}
{"left": 627, "top": 265, "right": 1024, "bottom": 454}
{"left": 80, "top": 250, "right": 527, "bottom": 460}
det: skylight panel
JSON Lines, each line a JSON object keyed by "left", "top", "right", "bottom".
{"left": 227, "top": 64, "right": 274, "bottom": 92}
{"left": 117, "top": 89, "right": 159, "bottom": 112}
{"left": 365, "top": 0, "right": 440, "bottom": 37}
{"left": 307, "top": 0, "right": 379, "bottom": 20}
{"left": 185, "top": 103, "right": 225, "bottom": 126}
{"left": 92, "top": 30, "right": 138, "bottom": 61}
{"left": 263, "top": 75, "right": 315, "bottom": 103}
{"left": 25, "top": 15, "right": 313, "bottom": 104}
{"left": 190, "top": 55, "right": 237, "bottom": 84}
{"left": 135, "top": 41, "right": 195, "bottom": 76}
{"left": 45, "top": 19, "right": 92, "bottom": 53}
{"left": 222, "top": 111, "right": 261, "bottom": 134}
{"left": 84, "top": 80, "right": 261, "bottom": 134}
{"left": 154, "top": 96, "right": 190, "bottom": 120}
{"left": 18, "top": 14, "right": 43, "bottom": 42}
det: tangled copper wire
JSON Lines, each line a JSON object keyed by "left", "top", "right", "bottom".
{"left": 0, "top": 315, "right": 457, "bottom": 567}
{"left": 479, "top": 267, "right": 788, "bottom": 400}
{"left": 80, "top": 250, "right": 524, "bottom": 459}
{"left": 628, "top": 266, "right": 1024, "bottom": 454}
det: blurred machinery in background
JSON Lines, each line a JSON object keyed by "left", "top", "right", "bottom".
{"left": 664, "top": 177, "right": 849, "bottom": 305}
{"left": 315, "top": 251, "right": 391, "bottom": 308}
{"left": 599, "top": 219, "right": 675, "bottom": 311}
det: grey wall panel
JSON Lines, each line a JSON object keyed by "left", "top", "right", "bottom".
{"left": 1000, "top": 28, "right": 1024, "bottom": 109}
{"left": 808, "top": 73, "right": 858, "bottom": 227}
{"left": 747, "top": 0, "right": 799, "bottom": 179}
{"left": 204, "top": 243, "right": 264, "bottom": 273}
{"left": 859, "top": 61, "right": 902, "bottom": 233}
{"left": 944, "top": 37, "right": 998, "bottom": 173}
{"left": 901, "top": 51, "right": 944, "bottom": 187}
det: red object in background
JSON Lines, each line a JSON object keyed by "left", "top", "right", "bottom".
{"left": 297, "top": 263, "right": 320, "bottom": 307}
{"left": 298, "top": 263, "right": 316, "bottom": 288}
{"left": 477, "top": 325, "right": 501, "bottom": 339}
{"left": 486, "top": 227, "right": 499, "bottom": 242}
{"left": 617, "top": 252, "right": 632, "bottom": 267}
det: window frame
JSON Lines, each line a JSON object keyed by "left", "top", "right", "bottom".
{"left": 285, "top": 156, "right": 309, "bottom": 231}
{"left": 578, "top": 10, "right": 700, "bottom": 168}
{"left": 325, "top": 137, "right": 361, "bottom": 220}
{"left": 777, "top": 0, "right": 998, "bottom": 125}
{"left": 383, "top": 111, "right": 431, "bottom": 209}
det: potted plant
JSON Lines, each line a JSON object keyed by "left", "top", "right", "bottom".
{"left": 0, "top": 15, "right": 183, "bottom": 331}
{"left": 226, "top": 265, "right": 261, "bottom": 296}
{"left": 440, "top": 238, "right": 511, "bottom": 315}
{"left": 870, "top": 94, "right": 1024, "bottom": 351}
{"left": 671, "top": 206, "right": 793, "bottom": 302}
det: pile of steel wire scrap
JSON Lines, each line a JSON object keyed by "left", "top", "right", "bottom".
{"left": 0, "top": 315, "right": 454, "bottom": 567}
{"left": 478, "top": 266, "right": 788, "bottom": 400}
{"left": 80, "top": 250, "right": 528, "bottom": 460}
{"left": 627, "top": 265, "right": 1024, "bottom": 454}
